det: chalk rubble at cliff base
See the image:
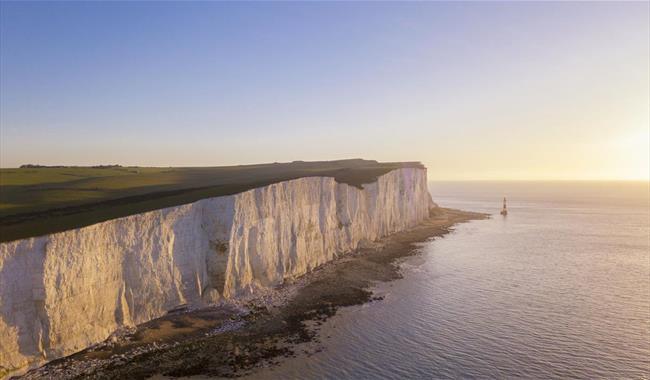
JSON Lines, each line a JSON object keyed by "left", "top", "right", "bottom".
{"left": 0, "top": 168, "right": 434, "bottom": 377}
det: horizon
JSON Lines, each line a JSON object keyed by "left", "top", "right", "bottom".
{"left": 1, "top": 2, "right": 649, "bottom": 180}
{"left": 0, "top": 3, "right": 649, "bottom": 376}
{"left": 2, "top": 160, "right": 649, "bottom": 183}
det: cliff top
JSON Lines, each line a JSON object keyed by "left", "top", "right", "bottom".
{"left": 0, "top": 159, "right": 424, "bottom": 242}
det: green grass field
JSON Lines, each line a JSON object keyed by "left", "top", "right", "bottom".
{"left": 0, "top": 159, "right": 423, "bottom": 242}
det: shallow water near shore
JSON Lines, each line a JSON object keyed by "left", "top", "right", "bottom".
{"left": 240, "top": 181, "right": 650, "bottom": 379}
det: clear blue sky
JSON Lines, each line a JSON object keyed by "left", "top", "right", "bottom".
{"left": 1, "top": 1, "right": 648, "bottom": 179}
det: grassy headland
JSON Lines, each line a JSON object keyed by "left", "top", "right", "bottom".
{"left": 0, "top": 159, "right": 423, "bottom": 242}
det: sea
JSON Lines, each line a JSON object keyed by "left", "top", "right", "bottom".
{"left": 243, "top": 181, "right": 650, "bottom": 379}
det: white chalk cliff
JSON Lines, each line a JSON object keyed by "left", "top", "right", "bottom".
{"left": 0, "top": 168, "right": 434, "bottom": 376}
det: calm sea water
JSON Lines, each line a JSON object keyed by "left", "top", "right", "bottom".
{"left": 243, "top": 181, "right": 650, "bottom": 379}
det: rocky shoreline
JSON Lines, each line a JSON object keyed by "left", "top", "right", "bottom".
{"left": 13, "top": 208, "right": 487, "bottom": 380}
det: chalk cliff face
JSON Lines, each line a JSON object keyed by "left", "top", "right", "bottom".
{"left": 0, "top": 168, "right": 434, "bottom": 375}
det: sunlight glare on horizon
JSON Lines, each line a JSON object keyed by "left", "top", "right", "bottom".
{"left": 0, "top": 1, "right": 648, "bottom": 180}
{"left": 612, "top": 129, "right": 650, "bottom": 181}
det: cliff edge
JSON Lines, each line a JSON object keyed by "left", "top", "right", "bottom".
{"left": 0, "top": 167, "right": 435, "bottom": 377}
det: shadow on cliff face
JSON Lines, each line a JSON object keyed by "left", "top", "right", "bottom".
{"left": 0, "top": 238, "right": 50, "bottom": 378}
{"left": 14, "top": 208, "right": 486, "bottom": 380}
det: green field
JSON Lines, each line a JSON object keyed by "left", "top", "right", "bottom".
{"left": 0, "top": 159, "right": 423, "bottom": 242}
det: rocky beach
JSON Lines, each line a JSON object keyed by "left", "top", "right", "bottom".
{"left": 13, "top": 208, "right": 486, "bottom": 379}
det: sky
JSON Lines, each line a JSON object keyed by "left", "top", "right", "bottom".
{"left": 1, "top": 2, "right": 648, "bottom": 180}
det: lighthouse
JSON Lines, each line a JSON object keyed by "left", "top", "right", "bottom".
{"left": 501, "top": 197, "right": 508, "bottom": 216}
